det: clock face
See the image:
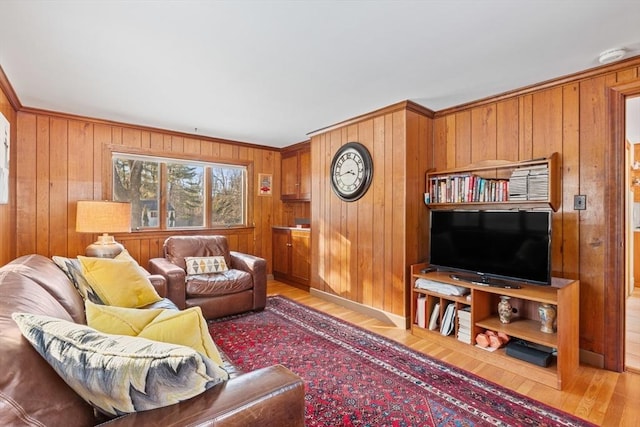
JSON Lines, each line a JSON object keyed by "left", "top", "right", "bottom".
{"left": 330, "top": 142, "right": 373, "bottom": 202}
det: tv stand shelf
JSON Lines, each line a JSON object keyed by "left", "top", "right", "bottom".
{"left": 411, "top": 264, "right": 579, "bottom": 390}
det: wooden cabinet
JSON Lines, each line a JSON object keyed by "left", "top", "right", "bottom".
{"left": 272, "top": 227, "right": 310, "bottom": 288}
{"left": 426, "top": 153, "right": 559, "bottom": 211}
{"left": 410, "top": 264, "right": 579, "bottom": 390}
{"left": 281, "top": 145, "right": 311, "bottom": 201}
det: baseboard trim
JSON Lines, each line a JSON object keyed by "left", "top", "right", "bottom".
{"left": 580, "top": 348, "right": 604, "bottom": 368}
{"left": 309, "top": 288, "right": 407, "bottom": 329}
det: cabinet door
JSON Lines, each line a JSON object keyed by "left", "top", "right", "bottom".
{"left": 298, "top": 148, "right": 311, "bottom": 201}
{"left": 272, "top": 229, "right": 291, "bottom": 276}
{"left": 281, "top": 153, "right": 299, "bottom": 200}
{"left": 290, "top": 230, "right": 310, "bottom": 283}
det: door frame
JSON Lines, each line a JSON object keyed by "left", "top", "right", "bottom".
{"left": 607, "top": 80, "right": 640, "bottom": 371}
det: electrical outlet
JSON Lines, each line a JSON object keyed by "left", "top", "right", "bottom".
{"left": 574, "top": 195, "right": 586, "bottom": 210}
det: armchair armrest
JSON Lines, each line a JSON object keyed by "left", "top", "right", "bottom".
{"left": 100, "top": 364, "right": 305, "bottom": 427}
{"left": 147, "top": 274, "right": 167, "bottom": 298}
{"left": 148, "top": 257, "right": 187, "bottom": 309}
{"left": 230, "top": 251, "right": 267, "bottom": 311}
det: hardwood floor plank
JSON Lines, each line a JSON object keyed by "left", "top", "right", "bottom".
{"left": 268, "top": 280, "right": 640, "bottom": 425}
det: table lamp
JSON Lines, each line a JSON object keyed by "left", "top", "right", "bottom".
{"left": 76, "top": 200, "right": 131, "bottom": 258}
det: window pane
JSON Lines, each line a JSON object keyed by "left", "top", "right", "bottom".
{"left": 211, "top": 166, "right": 245, "bottom": 226}
{"left": 167, "top": 163, "right": 205, "bottom": 228}
{"left": 113, "top": 157, "right": 159, "bottom": 230}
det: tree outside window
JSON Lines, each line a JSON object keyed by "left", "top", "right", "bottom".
{"left": 112, "top": 154, "right": 247, "bottom": 229}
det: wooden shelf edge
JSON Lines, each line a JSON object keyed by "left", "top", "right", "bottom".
{"left": 475, "top": 316, "right": 558, "bottom": 348}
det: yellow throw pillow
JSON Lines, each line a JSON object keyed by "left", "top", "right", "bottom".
{"left": 78, "top": 256, "right": 161, "bottom": 308}
{"left": 85, "top": 301, "right": 224, "bottom": 367}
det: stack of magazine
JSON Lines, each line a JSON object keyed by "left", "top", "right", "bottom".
{"left": 457, "top": 307, "right": 471, "bottom": 344}
{"left": 508, "top": 164, "right": 549, "bottom": 201}
{"left": 527, "top": 165, "right": 549, "bottom": 200}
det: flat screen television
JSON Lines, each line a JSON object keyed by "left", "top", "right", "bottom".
{"left": 428, "top": 210, "right": 552, "bottom": 286}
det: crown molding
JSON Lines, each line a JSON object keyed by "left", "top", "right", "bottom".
{"left": 0, "top": 65, "right": 21, "bottom": 110}
{"left": 307, "top": 100, "right": 435, "bottom": 138}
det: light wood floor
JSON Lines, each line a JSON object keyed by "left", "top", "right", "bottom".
{"left": 626, "top": 289, "right": 640, "bottom": 373}
{"left": 267, "top": 280, "right": 640, "bottom": 427}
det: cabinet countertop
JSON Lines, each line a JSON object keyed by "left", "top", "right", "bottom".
{"left": 272, "top": 226, "right": 311, "bottom": 231}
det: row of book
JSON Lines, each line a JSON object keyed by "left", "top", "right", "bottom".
{"left": 425, "top": 164, "right": 550, "bottom": 204}
{"left": 415, "top": 296, "right": 471, "bottom": 342}
{"left": 426, "top": 174, "right": 509, "bottom": 204}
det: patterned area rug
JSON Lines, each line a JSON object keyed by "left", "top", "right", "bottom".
{"left": 208, "top": 295, "right": 594, "bottom": 427}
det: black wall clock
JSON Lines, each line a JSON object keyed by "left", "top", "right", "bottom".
{"left": 330, "top": 142, "right": 373, "bottom": 202}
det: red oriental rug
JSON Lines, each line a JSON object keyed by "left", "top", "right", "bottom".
{"left": 208, "top": 295, "right": 594, "bottom": 427}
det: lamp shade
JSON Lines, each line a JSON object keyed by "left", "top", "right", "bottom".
{"left": 76, "top": 201, "right": 131, "bottom": 233}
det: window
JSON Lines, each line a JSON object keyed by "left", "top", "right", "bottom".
{"left": 112, "top": 153, "right": 247, "bottom": 230}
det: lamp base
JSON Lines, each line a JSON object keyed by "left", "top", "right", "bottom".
{"left": 85, "top": 234, "right": 125, "bottom": 258}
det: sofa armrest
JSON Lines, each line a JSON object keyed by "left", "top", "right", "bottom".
{"left": 99, "top": 364, "right": 305, "bottom": 427}
{"left": 230, "top": 251, "right": 267, "bottom": 311}
{"left": 148, "top": 258, "right": 187, "bottom": 309}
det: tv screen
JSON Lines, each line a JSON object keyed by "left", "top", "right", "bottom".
{"left": 429, "top": 210, "right": 552, "bottom": 286}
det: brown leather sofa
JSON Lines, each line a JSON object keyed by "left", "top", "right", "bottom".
{"left": 149, "top": 235, "right": 267, "bottom": 319}
{"left": 0, "top": 254, "right": 304, "bottom": 426}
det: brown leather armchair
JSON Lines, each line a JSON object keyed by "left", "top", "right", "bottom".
{"left": 149, "top": 235, "right": 267, "bottom": 319}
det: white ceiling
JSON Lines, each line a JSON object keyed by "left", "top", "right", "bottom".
{"left": 1, "top": 0, "right": 640, "bottom": 148}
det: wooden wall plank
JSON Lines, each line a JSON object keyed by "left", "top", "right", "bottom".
{"left": 578, "top": 75, "right": 608, "bottom": 356}
{"left": 372, "top": 115, "right": 386, "bottom": 310}
{"left": 358, "top": 119, "right": 374, "bottom": 307}
{"left": 383, "top": 113, "right": 395, "bottom": 313}
{"left": 391, "top": 110, "right": 405, "bottom": 315}
{"left": 471, "top": 104, "right": 496, "bottom": 163}
{"left": 496, "top": 99, "right": 519, "bottom": 162}
{"left": 35, "top": 116, "right": 50, "bottom": 256}
{"left": 16, "top": 113, "right": 37, "bottom": 256}
{"left": 455, "top": 111, "right": 471, "bottom": 167}
{"left": 48, "top": 117, "right": 68, "bottom": 257}
{"left": 67, "top": 120, "right": 94, "bottom": 257}
{"left": 562, "top": 83, "right": 580, "bottom": 280}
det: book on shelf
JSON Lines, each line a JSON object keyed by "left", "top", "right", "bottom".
{"left": 440, "top": 303, "right": 456, "bottom": 336}
{"left": 428, "top": 302, "right": 440, "bottom": 331}
{"left": 415, "top": 295, "right": 427, "bottom": 328}
{"left": 428, "top": 173, "right": 510, "bottom": 204}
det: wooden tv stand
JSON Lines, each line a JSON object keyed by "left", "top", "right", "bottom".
{"left": 410, "top": 263, "right": 579, "bottom": 390}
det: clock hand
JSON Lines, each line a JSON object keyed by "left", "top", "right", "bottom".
{"left": 340, "top": 170, "right": 355, "bottom": 176}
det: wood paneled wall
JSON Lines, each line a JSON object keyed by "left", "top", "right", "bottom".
{"left": 14, "top": 111, "right": 284, "bottom": 271}
{"left": 0, "top": 74, "right": 16, "bottom": 266}
{"left": 310, "top": 101, "right": 432, "bottom": 320}
{"left": 433, "top": 58, "right": 640, "bottom": 365}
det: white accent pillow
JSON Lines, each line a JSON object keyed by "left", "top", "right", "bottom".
{"left": 185, "top": 256, "right": 228, "bottom": 275}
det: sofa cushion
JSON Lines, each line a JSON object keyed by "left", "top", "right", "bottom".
{"left": 85, "top": 301, "right": 225, "bottom": 366}
{"left": 185, "top": 256, "right": 229, "bottom": 275}
{"left": 186, "top": 269, "right": 253, "bottom": 297}
{"left": 78, "top": 256, "right": 162, "bottom": 308}
{"left": 12, "top": 312, "right": 228, "bottom": 417}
